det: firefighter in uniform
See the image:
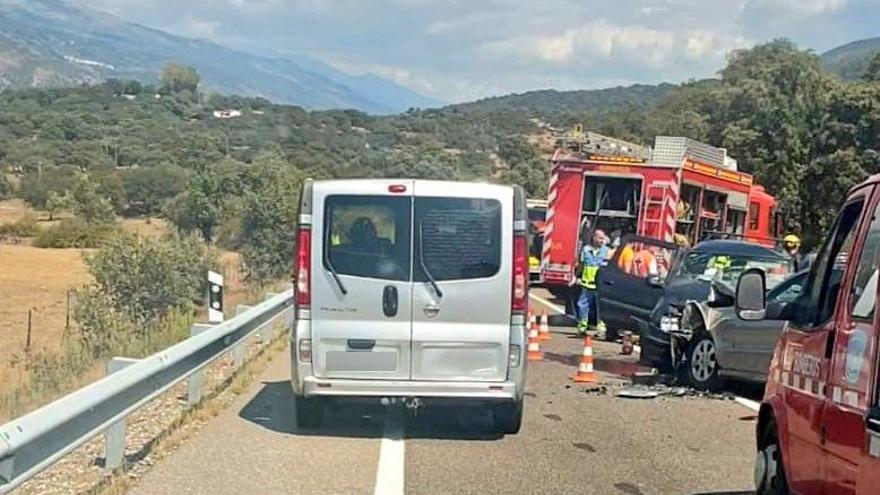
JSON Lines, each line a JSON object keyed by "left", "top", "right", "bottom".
{"left": 577, "top": 229, "right": 609, "bottom": 337}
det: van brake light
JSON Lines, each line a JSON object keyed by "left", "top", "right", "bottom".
{"left": 388, "top": 184, "right": 407, "bottom": 193}
{"left": 512, "top": 234, "right": 528, "bottom": 313}
{"left": 294, "top": 227, "right": 311, "bottom": 307}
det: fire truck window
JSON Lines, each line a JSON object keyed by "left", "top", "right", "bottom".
{"left": 850, "top": 214, "right": 880, "bottom": 321}
{"left": 726, "top": 208, "right": 745, "bottom": 236}
{"left": 749, "top": 203, "right": 760, "bottom": 230}
{"left": 582, "top": 178, "right": 641, "bottom": 215}
{"left": 798, "top": 199, "right": 864, "bottom": 327}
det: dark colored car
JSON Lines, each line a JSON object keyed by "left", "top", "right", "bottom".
{"left": 597, "top": 237, "right": 791, "bottom": 374}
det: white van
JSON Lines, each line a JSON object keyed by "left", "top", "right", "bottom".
{"left": 290, "top": 179, "right": 528, "bottom": 433}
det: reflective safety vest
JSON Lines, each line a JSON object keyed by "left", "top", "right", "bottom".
{"left": 632, "top": 249, "right": 658, "bottom": 278}
{"left": 331, "top": 233, "right": 341, "bottom": 246}
{"left": 580, "top": 245, "right": 608, "bottom": 289}
{"left": 711, "top": 255, "right": 731, "bottom": 270}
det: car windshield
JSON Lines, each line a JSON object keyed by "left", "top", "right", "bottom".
{"left": 674, "top": 251, "right": 791, "bottom": 289}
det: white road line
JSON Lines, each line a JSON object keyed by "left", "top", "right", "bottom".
{"left": 528, "top": 292, "right": 566, "bottom": 315}
{"left": 374, "top": 408, "right": 405, "bottom": 495}
{"left": 733, "top": 396, "right": 761, "bottom": 413}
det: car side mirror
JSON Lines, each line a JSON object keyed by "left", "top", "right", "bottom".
{"left": 647, "top": 275, "right": 664, "bottom": 288}
{"left": 736, "top": 268, "right": 766, "bottom": 321}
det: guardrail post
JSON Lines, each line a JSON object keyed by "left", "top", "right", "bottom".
{"left": 260, "top": 294, "right": 281, "bottom": 346}
{"left": 187, "top": 324, "right": 214, "bottom": 407}
{"left": 104, "top": 357, "right": 140, "bottom": 471}
{"left": 232, "top": 305, "right": 253, "bottom": 368}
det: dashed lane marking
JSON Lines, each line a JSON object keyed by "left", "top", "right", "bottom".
{"left": 373, "top": 407, "right": 405, "bottom": 495}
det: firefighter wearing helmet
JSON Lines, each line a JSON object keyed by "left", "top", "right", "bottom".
{"left": 784, "top": 234, "right": 806, "bottom": 271}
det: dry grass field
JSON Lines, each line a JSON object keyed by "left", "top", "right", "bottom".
{"left": 0, "top": 200, "right": 255, "bottom": 420}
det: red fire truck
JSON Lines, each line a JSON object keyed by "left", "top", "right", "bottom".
{"left": 540, "top": 130, "right": 782, "bottom": 293}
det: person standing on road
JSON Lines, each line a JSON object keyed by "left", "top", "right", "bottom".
{"left": 577, "top": 229, "right": 609, "bottom": 337}
{"left": 783, "top": 234, "right": 808, "bottom": 271}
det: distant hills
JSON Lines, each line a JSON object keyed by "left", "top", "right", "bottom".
{"left": 821, "top": 37, "right": 880, "bottom": 81}
{"left": 449, "top": 84, "right": 678, "bottom": 115}
{"left": 0, "top": 0, "right": 442, "bottom": 114}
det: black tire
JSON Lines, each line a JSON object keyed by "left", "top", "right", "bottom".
{"left": 756, "top": 421, "right": 789, "bottom": 495}
{"left": 494, "top": 399, "right": 523, "bottom": 434}
{"left": 687, "top": 334, "right": 721, "bottom": 391}
{"left": 295, "top": 396, "right": 324, "bottom": 428}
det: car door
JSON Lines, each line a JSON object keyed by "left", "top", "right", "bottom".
{"left": 859, "top": 349, "right": 880, "bottom": 493}
{"left": 726, "top": 272, "right": 806, "bottom": 376}
{"left": 597, "top": 236, "right": 678, "bottom": 331}
{"left": 310, "top": 180, "right": 414, "bottom": 380}
{"left": 823, "top": 192, "right": 880, "bottom": 495}
{"left": 410, "top": 182, "right": 511, "bottom": 382}
{"left": 778, "top": 194, "right": 868, "bottom": 494}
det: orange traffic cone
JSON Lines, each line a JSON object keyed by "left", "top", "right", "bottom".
{"left": 528, "top": 310, "right": 536, "bottom": 332}
{"left": 527, "top": 321, "right": 543, "bottom": 361}
{"left": 538, "top": 310, "right": 551, "bottom": 342}
{"left": 573, "top": 335, "right": 597, "bottom": 383}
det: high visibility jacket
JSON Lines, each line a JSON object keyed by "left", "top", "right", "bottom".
{"left": 617, "top": 245, "right": 635, "bottom": 274}
{"left": 710, "top": 255, "right": 731, "bottom": 270}
{"left": 580, "top": 245, "right": 609, "bottom": 289}
{"left": 331, "top": 233, "right": 341, "bottom": 246}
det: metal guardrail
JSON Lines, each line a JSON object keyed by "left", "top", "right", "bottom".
{"left": 0, "top": 289, "right": 294, "bottom": 494}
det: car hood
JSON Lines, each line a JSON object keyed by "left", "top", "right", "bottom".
{"left": 663, "top": 276, "right": 712, "bottom": 307}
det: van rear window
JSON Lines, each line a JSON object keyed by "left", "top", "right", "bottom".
{"left": 414, "top": 197, "right": 502, "bottom": 281}
{"left": 324, "top": 195, "right": 411, "bottom": 281}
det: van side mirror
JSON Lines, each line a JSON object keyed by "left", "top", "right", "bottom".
{"left": 736, "top": 268, "right": 766, "bottom": 321}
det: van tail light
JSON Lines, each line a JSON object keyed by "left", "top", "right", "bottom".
{"left": 294, "top": 227, "right": 311, "bottom": 307}
{"left": 512, "top": 233, "right": 528, "bottom": 313}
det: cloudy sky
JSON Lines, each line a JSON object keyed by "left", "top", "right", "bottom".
{"left": 74, "top": 0, "right": 880, "bottom": 103}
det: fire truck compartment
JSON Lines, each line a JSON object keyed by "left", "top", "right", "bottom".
{"left": 581, "top": 176, "right": 642, "bottom": 236}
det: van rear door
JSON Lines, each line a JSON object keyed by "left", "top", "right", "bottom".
{"left": 410, "top": 182, "right": 511, "bottom": 382}
{"left": 310, "top": 180, "right": 413, "bottom": 380}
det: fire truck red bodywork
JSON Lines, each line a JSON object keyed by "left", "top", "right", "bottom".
{"left": 541, "top": 146, "right": 780, "bottom": 288}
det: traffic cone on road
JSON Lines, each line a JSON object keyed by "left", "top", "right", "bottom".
{"left": 528, "top": 310, "right": 536, "bottom": 332}
{"left": 538, "top": 310, "right": 551, "bottom": 342}
{"left": 527, "top": 321, "right": 543, "bottom": 361}
{"left": 573, "top": 335, "right": 597, "bottom": 383}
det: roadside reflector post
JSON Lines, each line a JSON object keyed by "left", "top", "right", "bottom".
{"left": 208, "top": 270, "right": 224, "bottom": 324}
{"left": 187, "top": 323, "right": 215, "bottom": 407}
{"left": 104, "top": 357, "right": 141, "bottom": 471}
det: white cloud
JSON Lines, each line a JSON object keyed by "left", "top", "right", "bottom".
{"left": 481, "top": 20, "right": 687, "bottom": 69}
{"left": 744, "top": 0, "right": 846, "bottom": 17}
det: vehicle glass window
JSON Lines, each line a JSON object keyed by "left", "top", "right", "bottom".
{"left": 614, "top": 241, "right": 674, "bottom": 281}
{"left": 324, "top": 195, "right": 411, "bottom": 281}
{"left": 768, "top": 273, "right": 806, "bottom": 304}
{"left": 528, "top": 207, "right": 546, "bottom": 223}
{"left": 800, "top": 199, "right": 864, "bottom": 326}
{"left": 749, "top": 203, "right": 760, "bottom": 230}
{"left": 674, "top": 252, "right": 791, "bottom": 289}
{"left": 850, "top": 212, "right": 880, "bottom": 320}
{"left": 414, "top": 197, "right": 501, "bottom": 281}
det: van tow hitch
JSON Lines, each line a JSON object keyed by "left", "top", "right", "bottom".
{"left": 403, "top": 397, "right": 424, "bottom": 418}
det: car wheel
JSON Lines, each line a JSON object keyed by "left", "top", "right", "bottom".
{"left": 687, "top": 334, "right": 721, "bottom": 391}
{"left": 295, "top": 396, "right": 324, "bottom": 428}
{"left": 494, "top": 399, "right": 523, "bottom": 434}
{"left": 755, "top": 421, "right": 789, "bottom": 495}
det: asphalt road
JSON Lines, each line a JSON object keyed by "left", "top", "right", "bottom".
{"left": 127, "top": 293, "right": 758, "bottom": 495}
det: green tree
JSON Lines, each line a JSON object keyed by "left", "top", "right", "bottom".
{"left": 159, "top": 63, "right": 201, "bottom": 94}
{"left": 122, "top": 164, "right": 188, "bottom": 216}
{"left": 239, "top": 155, "right": 303, "bottom": 284}
{"left": 45, "top": 191, "right": 70, "bottom": 221}
{"left": 68, "top": 172, "right": 116, "bottom": 224}
{"left": 85, "top": 233, "right": 217, "bottom": 325}
{"left": 862, "top": 52, "right": 880, "bottom": 83}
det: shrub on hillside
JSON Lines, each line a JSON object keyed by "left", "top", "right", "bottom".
{"left": 0, "top": 215, "right": 39, "bottom": 240}
{"left": 85, "top": 233, "right": 218, "bottom": 324}
{"left": 33, "top": 218, "right": 118, "bottom": 248}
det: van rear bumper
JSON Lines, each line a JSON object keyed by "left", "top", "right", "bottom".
{"left": 299, "top": 376, "right": 519, "bottom": 401}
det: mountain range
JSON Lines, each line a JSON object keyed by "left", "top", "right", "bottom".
{"left": 820, "top": 37, "right": 880, "bottom": 81}
{"left": 0, "top": 0, "right": 442, "bottom": 114}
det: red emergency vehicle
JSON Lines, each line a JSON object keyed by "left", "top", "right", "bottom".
{"left": 736, "top": 173, "right": 880, "bottom": 494}
{"left": 540, "top": 130, "right": 782, "bottom": 290}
